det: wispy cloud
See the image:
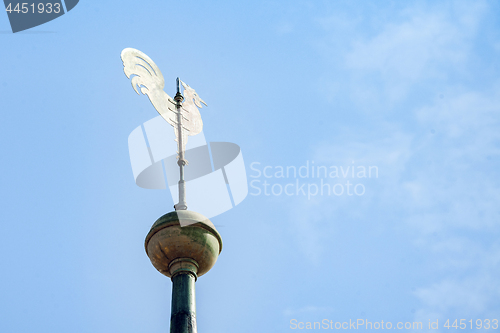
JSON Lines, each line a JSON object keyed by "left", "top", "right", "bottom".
{"left": 293, "top": 0, "right": 500, "bottom": 321}
{"left": 414, "top": 271, "right": 500, "bottom": 322}
{"left": 316, "top": 1, "right": 488, "bottom": 109}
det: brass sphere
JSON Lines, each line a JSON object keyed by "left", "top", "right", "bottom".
{"left": 145, "top": 210, "right": 222, "bottom": 278}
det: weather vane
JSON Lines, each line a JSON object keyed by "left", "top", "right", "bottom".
{"left": 121, "top": 48, "right": 207, "bottom": 211}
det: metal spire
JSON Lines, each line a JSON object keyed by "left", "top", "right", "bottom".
{"left": 121, "top": 48, "right": 222, "bottom": 333}
{"left": 174, "top": 77, "right": 187, "bottom": 210}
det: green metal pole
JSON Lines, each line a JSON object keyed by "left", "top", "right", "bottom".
{"left": 170, "top": 272, "right": 197, "bottom": 333}
{"left": 145, "top": 211, "right": 222, "bottom": 333}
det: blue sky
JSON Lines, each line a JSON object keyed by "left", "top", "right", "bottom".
{"left": 1, "top": 1, "right": 500, "bottom": 332}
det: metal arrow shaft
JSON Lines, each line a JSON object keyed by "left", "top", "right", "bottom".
{"left": 174, "top": 77, "right": 187, "bottom": 210}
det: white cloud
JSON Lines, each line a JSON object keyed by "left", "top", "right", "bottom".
{"left": 414, "top": 271, "right": 500, "bottom": 323}
{"left": 317, "top": 2, "right": 488, "bottom": 108}
{"left": 286, "top": 128, "right": 414, "bottom": 264}
{"left": 305, "top": 1, "right": 500, "bottom": 321}
{"left": 406, "top": 86, "right": 500, "bottom": 232}
{"left": 345, "top": 10, "right": 471, "bottom": 75}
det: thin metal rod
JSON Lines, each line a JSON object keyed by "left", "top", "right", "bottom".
{"left": 174, "top": 77, "right": 187, "bottom": 210}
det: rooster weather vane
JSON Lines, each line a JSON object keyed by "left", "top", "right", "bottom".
{"left": 121, "top": 48, "right": 207, "bottom": 210}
